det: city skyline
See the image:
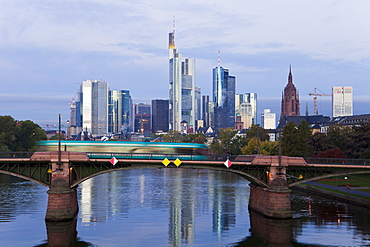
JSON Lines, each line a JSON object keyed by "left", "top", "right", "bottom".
{"left": 1, "top": 1, "right": 370, "bottom": 126}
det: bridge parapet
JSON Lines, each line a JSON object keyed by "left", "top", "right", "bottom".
{"left": 31, "top": 151, "right": 90, "bottom": 162}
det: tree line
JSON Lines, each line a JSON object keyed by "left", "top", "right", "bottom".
{"left": 208, "top": 121, "right": 370, "bottom": 159}
{"left": 0, "top": 116, "right": 46, "bottom": 152}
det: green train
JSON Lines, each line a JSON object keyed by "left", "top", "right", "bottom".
{"left": 37, "top": 140, "right": 208, "bottom": 160}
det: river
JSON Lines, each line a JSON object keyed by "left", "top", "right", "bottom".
{"left": 0, "top": 168, "right": 369, "bottom": 246}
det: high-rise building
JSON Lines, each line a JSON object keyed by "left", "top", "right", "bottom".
{"left": 194, "top": 86, "right": 202, "bottom": 128}
{"left": 281, "top": 66, "right": 300, "bottom": 119}
{"left": 235, "top": 93, "right": 257, "bottom": 129}
{"left": 332, "top": 86, "right": 353, "bottom": 117}
{"left": 261, "top": 109, "right": 276, "bottom": 129}
{"left": 108, "top": 90, "right": 132, "bottom": 135}
{"left": 202, "top": 95, "right": 210, "bottom": 127}
{"left": 152, "top": 99, "right": 169, "bottom": 133}
{"left": 81, "top": 79, "right": 109, "bottom": 136}
{"left": 213, "top": 64, "right": 235, "bottom": 130}
{"left": 133, "top": 103, "right": 151, "bottom": 135}
{"left": 168, "top": 26, "right": 196, "bottom": 132}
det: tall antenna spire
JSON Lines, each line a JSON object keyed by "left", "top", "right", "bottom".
{"left": 173, "top": 15, "right": 175, "bottom": 33}
{"left": 217, "top": 51, "right": 221, "bottom": 67}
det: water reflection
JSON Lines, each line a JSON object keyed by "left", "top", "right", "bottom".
{"left": 34, "top": 219, "right": 94, "bottom": 247}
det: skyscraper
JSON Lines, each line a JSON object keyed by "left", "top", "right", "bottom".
{"left": 133, "top": 103, "right": 151, "bottom": 134}
{"left": 108, "top": 90, "right": 132, "bottom": 135}
{"left": 202, "top": 95, "right": 210, "bottom": 127}
{"left": 213, "top": 62, "right": 236, "bottom": 130}
{"left": 168, "top": 25, "right": 196, "bottom": 132}
{"left": 332, "top": 86, "right": 353, "bottom": 117}
{"left": 81, "top": 79, "right": 108, "bottom": 136}
{"left": 152, "top": 99, "right": 169, "bottom": 133}
{"left": 235, "top": 93, "right": 257, "bottom": 129}
{"left": 281, "top": 66, "right": 300, "bottom": 119}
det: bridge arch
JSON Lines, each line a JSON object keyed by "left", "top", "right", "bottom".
{"left": 0, "top": 170, "right": 50, "bottom": 187}
{"left": 289, "top": 170, "right": 370, "bottom": 187}
{"left": 69, "top": 164, "right": 269, "bottom": 188}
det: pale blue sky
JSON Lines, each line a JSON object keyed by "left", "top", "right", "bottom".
{"left": 1, "top": 0, "right": 370, "bottom": 127}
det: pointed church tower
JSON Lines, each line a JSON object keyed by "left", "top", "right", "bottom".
{"left": 280, "top": 66, "right": 300, "bottom": 119}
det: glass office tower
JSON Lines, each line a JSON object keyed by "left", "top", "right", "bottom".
{"left": 81, "top": 79, "right": 108, "bottom": 136}
{"left": 108, "top": 90, "right": 132, "bottom": 135}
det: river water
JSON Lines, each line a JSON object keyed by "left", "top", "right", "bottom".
{"left": 0, "top": 168, "right": 370, "bottom": 246}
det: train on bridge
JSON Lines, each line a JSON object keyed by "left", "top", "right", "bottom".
{"left": 37, "top": 140, "right": 208, "bottom": 160}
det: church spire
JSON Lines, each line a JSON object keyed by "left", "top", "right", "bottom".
{"left": 288, "top": 65, "right": 293, "bottom": 85}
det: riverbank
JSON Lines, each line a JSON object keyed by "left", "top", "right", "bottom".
{"left": 292, "top": 182, "right": 370, "bottom": 209}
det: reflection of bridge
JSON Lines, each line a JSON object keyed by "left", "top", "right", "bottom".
{"left": 1, "top": 151, "right": 369, "bottom": 221}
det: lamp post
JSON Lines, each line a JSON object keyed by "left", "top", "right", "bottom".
{"left": 57, "top": 114, "right": 62, "bottom": 172}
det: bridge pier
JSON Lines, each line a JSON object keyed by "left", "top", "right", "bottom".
{"left": 45, "top": 152, "right": 79, "bottom": 221}
{"left": 247, "top": 157, "right": 294, "bottom": 219}
{"left": 249, "top": 177, "right": 292, "bottom": 219}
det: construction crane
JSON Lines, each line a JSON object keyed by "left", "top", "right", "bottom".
{"left": 308, "top": 88, "right": 332, "bottom": 115}
{"left": 42, "top": 124, "right": 56, "bottom": 131}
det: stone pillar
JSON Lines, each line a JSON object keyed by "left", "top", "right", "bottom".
{"left": 249, "top": 177, "right": 292, "bottom": 219}
{"left": 45, "top": 158, "right": 78, "bottom": 221}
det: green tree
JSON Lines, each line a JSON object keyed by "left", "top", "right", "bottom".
{"left": 209, "top": 128, "right": 246, "bottom": 155}
{"left": 209, "top": 138, "right": 224, "bottom": 155}
{"left": 14, "top": 120, "right": 47, "bottom": 151}
{"left": 281, "top": 121, "right": 314, "bottom": 157}
{"left": 297, "top": 120, "right": 313, "bottom": 156}
{"left": 181, "top": 133, "right": 208, "bottom": 144}
{"left": 326, "top": 124, "right": 352, "bottom": 151}
{"left": 281, "top": 121, "right": 300, "bottom": 156}
{"left": 162, "top": 130, "right": 182, "bottom": 142}
{"left": 260, "top": 140, "right": 279, "bottom": 155}
{"left": 218, "top": 128, "right": 239, "bottom": 154}
{"left": 309, "top": 132, "right": 330, "bottom": 154}
{"left": 0, "top": 115, "right": 17, "bottom": 151}
{"left": 241, "top": 137, "right": 260, "bottom": 155}
{"left": 345, "top": 122, "right": 370, "bottom": 159}
{"left": 245, "top": 124, "right": 269, "bottom": 141}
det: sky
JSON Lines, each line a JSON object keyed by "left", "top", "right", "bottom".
{"left": 1, "top": 0, "right": 370, "bottom": 128}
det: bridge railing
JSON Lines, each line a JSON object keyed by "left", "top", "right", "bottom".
{"left": 86, "top": 152, "right": 241, "bottom": 162}
{"left": 304, "top": 157, "right": 370, "bottom": 166}
{"left": 0, "top": 152, "right": 34, "bottom": 158}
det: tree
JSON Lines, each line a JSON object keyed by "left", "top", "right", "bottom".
{"left": 297, "top": 120, "right": 313, "bottom": 157}
{"left": 181, "top": 133, "right": 208, "bottom": 144}
{"left": 14, "top": 120, "right": 47, "bottom": 151}
{"left": 161, "top": 130, "right": 182, "bottom": 142}
{"left": 281, "top": 121, "right": 313, "bottom": 157}
{"left": 209, "top": 138, "right": 224, "bottom": 155}
{"left": 245, "top": 124, "right": 269, "bottom": 141}
{"left": 326, "top": 124, "right": 352, "bottom": 151}
{"left": 345, "top": 122, "right": 370, "bottom": 159}
{"left": 281, "top": 121, "right": 300, "bottom": 156}
{"left": 209, "top": 128, "right": 247, "bottom": 155}
{"left": 311, "top": 147, "right": 346, "bottom": 158}
{"left": 218, "top": 128, "right": 238, "bottom": 154}
{"left": 241, "top": 137, "right": 259, "bottom": 155}
{"left": 0, "top": 115, "right": 17, "bottom": 151}
{"left": 309, "top": 132, "right": 330, "bottom": 154}
{"left": 260, "top": 140, "right": 279, "bottom": 156}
